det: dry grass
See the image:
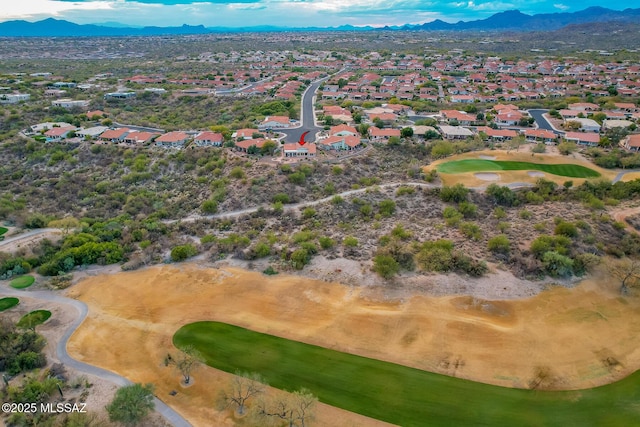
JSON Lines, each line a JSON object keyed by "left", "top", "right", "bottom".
{"left": 66, "top": 263, "right": 640, "bottom": 427}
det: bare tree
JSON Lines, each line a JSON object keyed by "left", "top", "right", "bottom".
{"left": 609, "top": 258, "right": 640, "bottom": 295}
{"left": 218, "top": 372, "right": 266, "bottom": 415}
{"left": 167, "top": 345, "right": 203, "bottom": 385}
{"left": 256, "top": 388, "right": 317, "bottom": 427}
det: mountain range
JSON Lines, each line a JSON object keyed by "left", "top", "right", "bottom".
{"left": 0, "top": 7, "right": 639, "bottom": 37}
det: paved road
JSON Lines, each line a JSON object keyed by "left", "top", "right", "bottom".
{"left": 0, "top": 284, "right": 192, "bottom": 427}
{"left": 280, "top": 78, "right": 328, "bottom": 143}
{"left": 613, "top": 169, "right": 640, "bottom": 183}
{"left": 528, "top": 109, "right": 563, "bottom": 135}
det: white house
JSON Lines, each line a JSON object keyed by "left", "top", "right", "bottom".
{"left": 0, "top": 93, "right": 30, "bottom": 104}
{"left": 51, "top": 99, "right": 90, "bottom": 109}
{"left": 570, "top": 118, "right": 601, "bottom": 133}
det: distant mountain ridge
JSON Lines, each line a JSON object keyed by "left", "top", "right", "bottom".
{"left": 0, "top": 7, "right": 639, "bottom": 36}
{"left": 407, "top": 6, "right": 640, "bottom": 31}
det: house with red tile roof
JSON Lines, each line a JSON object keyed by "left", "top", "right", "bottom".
{"left": 235, "top": 138, "right": 266, "bottom": 153}
{"left": 193, "top": 131, "right": 224, "bottom": 147}
{"left": 495, "top": 111, "right": 524, "bottom": 126}
{"left": 564, "top": 132, "right": 600, "bottom": 147}
{"left": 99, "top": 128, "right": 130, "bottom": 143}
{"left": 283, "top": 143, "right": 316, "bottom": 157}
{"left": 329, "top": 124, "right": 359, "bottom": 137}
{"left": 623, "top": 134, "right": 640, "bottom": 152}
{"left": 476, "top": 126, "right": 518, "bottom": 142}
{"left": 368, "top": 126, "right": 401, "bottom": 142}
{"left": 440, "top": 110, "right": 476, "bottom": 126}
{"left": 259, "top": 115, "right": 292, "bottom": 130}
{"left": 122, "top": 131, "right": 158, "bottom": 145}
{"left": 86, "top": 110, "right": 107, "bottom": 119}
{"left": 233, "top": 128, "right": 259, "bottom": 141}
{"left": 44, "top": 126, "right": 76, "bottom": 141}
{"left": 155, "top": 131, "right": 190, "bottom": 148}
{"left": 524, "top": 129, "right": 558, "bottom": 144}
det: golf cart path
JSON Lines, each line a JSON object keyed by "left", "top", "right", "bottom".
{"left": 0, "top": 283, "right": 192, "bottom": 427}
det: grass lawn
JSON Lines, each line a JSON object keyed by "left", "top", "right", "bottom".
{"left": 0, "top": 297, "right": 19, "bottom": 311}
{"left": 175, "top": 321, "right": 640, "bottom": 426}
{"left": 0, "top": 226, "right": 7, "bottom": 236}
{"left": 437, "top": 159, "right": 601, "bottom": 178}
{"left": 10, "top": 275, "right": 35, "bottom": 289}
{"left": 17, "top": 310, "right": 51, "bottom": 329}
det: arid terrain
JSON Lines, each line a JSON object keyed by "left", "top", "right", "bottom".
{"left": 65, "top": 263, "right": 640, "bottom": 427}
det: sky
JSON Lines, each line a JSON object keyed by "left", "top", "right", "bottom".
{"left": 0, "top": 1, "right": 637, "bottom": 28}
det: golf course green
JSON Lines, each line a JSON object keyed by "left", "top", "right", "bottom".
{"left": 17, "top": 310, "right": 51, "bottom": 329}
{"left": 437, "top": 159, "right": 601, "bottom": 178}
{"left": 10, "top": 275, "right": 35, "bottom": 289}
{"left": 0, "top": 297, "right": 19, "bottom": 311}
{"left": 174, "top": 321, "right": 640, "bottom": 426}
{"left": 0, "top": 226, "right": 7, "bottom": 236}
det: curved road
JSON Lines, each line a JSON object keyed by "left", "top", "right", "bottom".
{"left": 280, "top": 77, "right": 328, "bottom": 143}
{"left": 0, "top": 284, "right": 192, "bottom": 427}
{"left": 528, "top": 109, "right": 563, "bottom": 135}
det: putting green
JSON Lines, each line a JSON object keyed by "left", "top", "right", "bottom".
{"left": 0, "top": 226, "right": 7, "bottom": 236}
{"left": 0, "top": 297, "right": 19, "bottom": 311}
{"left": 174, "top": 321, "right": 640, "bottom": 426}
{"left": 10, "top": 275, "right": 35, "bottom": 289}
{"left": 437, "top": 159, "right": 600, "bottom": 178}
{"left": 17, "top": 310, "right": 51, "bottom": 329}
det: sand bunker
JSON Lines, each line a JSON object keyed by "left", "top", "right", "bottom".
{"left": 474, "top": 172, "right": 500, "bottom": 181}
{"left": 66, "top": 264, "right": 640, "bottom": 427}
{"left": 479, "top": 155, "right": 497, "bottom": 160}
{"left": 528, "top": 171, "right": 545, "bottom": 177}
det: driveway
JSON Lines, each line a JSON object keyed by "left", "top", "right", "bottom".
{"left": 528, "top": 109, "right": 563, "bottom": 135}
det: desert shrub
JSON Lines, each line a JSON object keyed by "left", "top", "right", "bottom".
{"left": 253, "top": 242, "right": 271, "bottom": 258}
{"left": 443, "top": 206, "right": 463, "bottom": 227}
{"left": 288, "top": 171, "right": 306, "bottom": 185}
{"left": 488, "top": 234, "right": 511, "bottom": 255}
{"left": 493, "top": 207, "right": 507, "bottom": 219}
{"left": 302, "top": 207, "right": 316, "bottom": 218}
{"left": 415, "top": 239, "right": 455, "bottom": 272}
{"left": 554, "top": 221, "right": 578, "bottom": 238}
{"left": 373, "top": 254, "right": 400, "bottom": 279}
{"left": 201, "top": 199, "right": 218, "bottom": 214}
{"left": 532, "top": 143, "right": 546, "bottom": 153}
{"left": 343, "top": 236, "right": 358, "bottom": 247}
{"left": 460, "top": 222, "right": 482, "bottom": 241}
{"left": 229, "top": 166, "right": 245, "bottom": 179}
{"left": 319, "top": 236, "right": 335, "bottom": 250}
{"left": 458, "top": 201, "right": 477, "bottom": 218}
{"left": 440, "top": 184, "right": 469, "bottom": 203}
{"left": 170, "top": 244, "right": 197, "bottom": 262}
{"left": 518, "top": 209, "right": 533, "bottom": 220}
{"left": 530, "top": 235, "right": 571, "bottom": 258}
{"left": 542, "top": 251, "right": 574, "bottom": 277}
{"left": 396, "top": 186, "right": 416, "bottom": 196}
{"left": 272, "top": 193, "right": 290, "bottom": 204}
{"left": 290, "top": 248, "right": 310, "bottom": 270}
{"left": 378, "top": 199, "right": 396, "bottom": 217}
{"left": 486, "top": 184, "right": 517, "bottom": 207}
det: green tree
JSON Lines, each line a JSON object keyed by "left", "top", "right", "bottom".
{"left": 290, "top": 249, "right": 310, "bottom": 270}
{"left": 401, "top": 127, "right": 414, "bottom": 138}
{"left": 440, "top": 183, "right": 469, "bottom": 203}
{"left": 106, "top": 383, "right": 155, "bottom": 427}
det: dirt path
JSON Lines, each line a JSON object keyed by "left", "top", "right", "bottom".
{"left": 0, "top": 228, "right": 62, "bottom": 252}
{"left": 611, "top": 204, "right": 640, "bottom": 235}
{"left": 0, "top": 283, "right": 193, "bottom": 427}
{"left": 66, "top": 263, "right": 640, "bottom": 427}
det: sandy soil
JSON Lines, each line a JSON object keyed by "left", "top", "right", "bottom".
{"left": 65, "top": 263, "right": 640, "bottom": 427}
{"left": 426, "top": 149, "right": 618, "bottom": 188}
{"left": 619, "top": 172, "right": 640, "bottom": 182}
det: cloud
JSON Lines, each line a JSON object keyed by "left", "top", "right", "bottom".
{"left": 553, "top": 3, "right": 569, "bottom": 10}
